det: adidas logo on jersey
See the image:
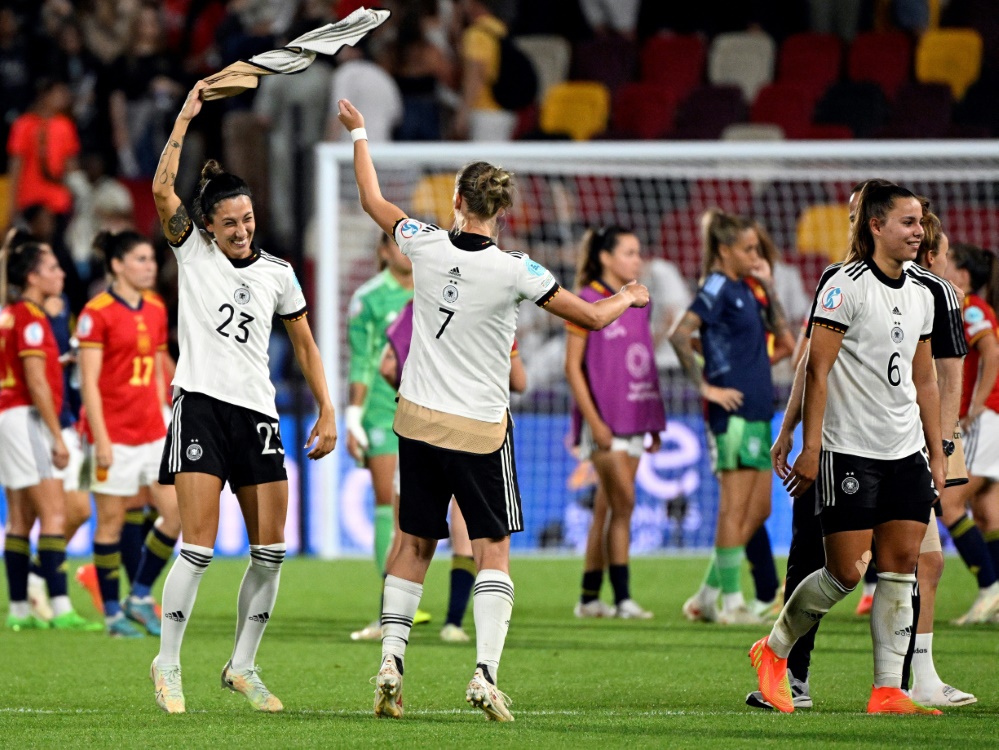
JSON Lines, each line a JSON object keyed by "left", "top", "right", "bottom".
{"left": 448, "top": 266, "right": 461, "bottom": 278}
{"left": 249, "top": 612, "right": 270, "bottom": 623}
{"left": 164, "top": 611, "right": 186, "bottom": 622}
{"left": 891, "top": 306, "right": 901, "bottom": 315}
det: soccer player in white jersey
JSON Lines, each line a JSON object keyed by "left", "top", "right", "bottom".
{"left": 750, "top": 182, "right": 946, "bottom": 715}
{"left": 336, "top": 99, "right": 650, "bottom": 722}
{"left": 147, "top": 81, "right": 337, "bottom": 714}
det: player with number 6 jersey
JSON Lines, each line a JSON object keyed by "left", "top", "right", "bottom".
{"left": 147, "top": 80, "right": 336, "bottom": 714}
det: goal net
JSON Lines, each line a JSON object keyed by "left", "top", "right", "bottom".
{"left": 312, "top": 140, "right": 999, "bottom": 557}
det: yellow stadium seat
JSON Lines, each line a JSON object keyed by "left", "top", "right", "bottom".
{"left": 539, "top": 82, "right": 610, "bottom": 141}
{"left": 797, "top": 204, "right": 851, "bottom": 262}
{"left": 915, "top": 28, "right": 983, "bottom": 100}
{"left": 411, "top": 173, "right": 456, "bottom": 227}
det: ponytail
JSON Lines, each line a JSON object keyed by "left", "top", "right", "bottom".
{"left": 916, "top": 209, "right": 943, "bottom": 267}
{"left": 700, "top": 208, "right": 752, "bottom": 280}
{"left": 92, "top": 229, "right": 148, "bottom": 276}
{"left": 1, "top": 229, "right": 47, "bottom": 303}
{"left": 575, "top": 225, "right": 629, "bottom": 289}
{"left": 847, "top": 181, "right": 918, "bottom": 263}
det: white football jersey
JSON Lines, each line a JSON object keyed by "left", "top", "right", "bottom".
{"left": 394, "top": 218, "right": 559, "bottom": 422}
{"left": 170, "top": 226, "right": 307, "bottom": 419}
{"left": 811, "top": 258, "right": 934, "bottom": 459}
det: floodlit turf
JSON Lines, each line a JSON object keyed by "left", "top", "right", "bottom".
{"left": 2, "top": 557, "right": 996, "bottom": 748}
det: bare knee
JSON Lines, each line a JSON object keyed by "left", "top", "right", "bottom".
{"left": 918, "top": 551, "right": 944, "bottom": 589}
{"left": 826, "top": 550, "right": 872, "bottom": 590}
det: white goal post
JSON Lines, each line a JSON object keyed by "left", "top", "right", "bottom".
{"left": 313, "top": 140, "right": 999, "bottom": 558}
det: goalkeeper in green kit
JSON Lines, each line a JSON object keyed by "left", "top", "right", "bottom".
{"left": 346, "top": 233, "right": 430, "bottom": 639}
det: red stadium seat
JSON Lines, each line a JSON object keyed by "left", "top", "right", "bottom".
{"left": 611, "top": 83, "right": 679, "bottom": 139}
{"left": 659, "top": 207, "right": 707, "bottom": 279}
{"left": 778, "top": 33, "right": 842, "bottom": 105}
{"left": 669, "top": 85, "right": 747, "bottom": 140}
{"left": 848, "top": 31, "right": 912, "bottom": 100}
{"left": 879, "top": 82, "right": 953, "bottom": 139}
{"left": 571, "top": 36, "right": 639, "bottom": 95}
{"left": 640, "top": 34, "right": 706, "bottom": 103}
{"left": 804, "top": 124, "right": 853, "bottom": 139}
{"left": 122, "top": 178, "right": 159, "bottom": 238}
{"left": 942, "top": 206, "right": 999, "bottom": 249}
{"left": 751, "top": 83, "right": 814, "bottom": 139}
{"left": 689, "top": 178, "right": 755, "bottom": 214}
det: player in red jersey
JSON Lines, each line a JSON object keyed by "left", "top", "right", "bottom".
{"left": 1, "top": 230, "right": 98, "bottom": 631}
{"left": 77, "top": 230, "right": 179, "bottom": 637}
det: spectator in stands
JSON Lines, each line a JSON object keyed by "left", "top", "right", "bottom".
{"left": 579, "top": 0, "right": 641, "bottom": 38}
{"left": 807, "top": 0, "right": 862, "bottom": 42}
{"left": 325, "top": 42, "right": 402, "bottom": 144}
{"left": 21, "top": 203, "right": 87, "bottom": 313}
{"left": 387, "top": 3, "right": 455, "bottom": 141}
{"left": 108, "top": 4, "right": 186, "bottom": 178}
{"left": 43, "top": 21, "right": 103, "bottom": 155}
{"left": 0, "top": 8, "right": 34, "bottom": 173}
{"left": 5, "top": 79, "right": 79, "bottom": 234}
{"left": 254, "top": 19, "right": 334, "bottom": 250}
{"left": 66, "top": 152, "right": 134, "bottom": 278}
{"left": 455, "top": 0, "right": 517, "bottom": 141}
{"left": 80, "top": 0, "right": 139, "bottom": 66}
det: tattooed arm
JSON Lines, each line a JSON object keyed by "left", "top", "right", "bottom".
{"left": 153, "top": 81, "right": 208, "bottom": 243}
{"left": 669, "top": 310, "right": 745, "bottom": 412}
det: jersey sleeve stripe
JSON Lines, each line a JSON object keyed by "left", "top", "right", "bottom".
{"left": 166, "top": 218, "right": 194, "bottom": 248}
{"left": 811, "top": 317, "right": 848, "bottom": 334}
{"left": 18, "top": 349, "right": 46, "bottom": 357}
{"left": 968, "top": 329, "right": 993, "bottom": 347}
{"left": 535, "top": 283, "right": 561, "bottom": 308}
{"left": 278, "top": 306, "right": 308, "bottom": 322}
{"left": 78, "top": 342, "right": 104, "bottom": 349}
{"left": 919, "top": 333, "right": 933, "bottom": 343}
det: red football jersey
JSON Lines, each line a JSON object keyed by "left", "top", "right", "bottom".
{"left": 77, "top": 290, "right": 168, "bottom": 445}
{"left": 0, "top": 300, "right": 63, "bottom": 414}
{"left": 960, "top": 293, "right": 999, "bottom": 418}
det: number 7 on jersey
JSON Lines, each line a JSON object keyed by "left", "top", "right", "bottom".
{"left": 436, "top": 307, "right": 455, "bottom": 339}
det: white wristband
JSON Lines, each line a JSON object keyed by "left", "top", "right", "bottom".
{"left": 350, "top": 127, "right": 368, "bottom": 143}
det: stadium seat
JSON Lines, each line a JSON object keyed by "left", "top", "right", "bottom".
{"left": 796, "top": 204, "right": 851, "bottom": 261}
{"left": 121, "top": 178, "right": 158, "bottom": 237}
{"left": 954, "top": 70, "right": 999, "bottom": 137}
{"left": 915, "top": 28, "right": 983, "bottom": 100}
{"left": 721, "top": 123, "right": 785, "bottom": 141}
{"left": 689, "top": 178, "right": 756, "bottom": 214}
{"left": 539, "top": 82, "right": 610, "bottom": 141}
{"left": 708, "top": 31, "right": 776, "bottom": 103}
{"left": 515, "top": 35, "right": 572, "bottom": 102}
{"left": 659, "top": 207, "right": 709, "bottom": 279}
{"left": 610, "top": 83, "right": 679, "bottom": 139}
{"left": 941, "top": 206, "right": 999, "bottom": 249}
{"left": 813, "top": 81, "right": 889, "bottom": 138}
{"left": 777, "top": 33, "right": 842, "bottom": 104}
{"left": 803, "top": 124, "right": 853, "bottom": 140}
{"left": 670, "top": 85, "right": 747, "bottom": 140}
{"left": 571, "top": 36, "right": 638, "bottom": 95}
{"left": 847, "top": 31, "right": 912, "bottom": 100}
{"left": 640, "top": 33, "right": 705, "bottom": 102}
{"left": 411, "top": 173, "right": 456, "bottom": 226}
{"left": 750, "top": 83, "right": 814, "bottom": 139}
{"left": 880, "top": 82, "right": 952, "bottom": 139}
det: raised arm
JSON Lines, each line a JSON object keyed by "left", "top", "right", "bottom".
{"left": 336, "top": 99, "right": 405, "bottom": 236}
{"left": 545, "top": 282, "right": 649, "bottom": 332}
{"left": 153, "top": 81, "right": 208, "bottom": 243}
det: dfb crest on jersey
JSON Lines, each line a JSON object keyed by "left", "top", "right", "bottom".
{"left": 443, "top": 284, "right": 459, "bottom": 304}
{"left": 841, "top": 475, "right": 859, "bottom": 494}
{"left": 234, "top": 286, "right": 252, "bottom": 305}
{"left": 186, "top": 442, "right": 203, "bottom": 461}
{"left": 821, "top": 286, "right": 843, "bottom": 312}
{"left": 891, "top": 326, "right": 904, "bottom": 343}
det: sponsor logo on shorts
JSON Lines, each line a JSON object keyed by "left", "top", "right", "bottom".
{"left": 186, "top": 442, "right": 203, "bottom": 461}
{"left": 842, "top": 474, "right": 859, "bottom": 494}
{"left": 821, "top": 286, "right": 843, "bottom": 312}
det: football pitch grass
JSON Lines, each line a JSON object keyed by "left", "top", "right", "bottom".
{"left": 2, "top": 556, "right": 996, "bottom": 748}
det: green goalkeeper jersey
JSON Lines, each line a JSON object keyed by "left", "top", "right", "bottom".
{"left": 347, "top": 269, "right": 414, "bottom": 431}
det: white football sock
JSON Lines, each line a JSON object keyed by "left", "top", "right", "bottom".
{"left": 871, "top": 571, "right": 917, "bottom": 689}
{"left": 381, "top": 574, "right": 423, "bottom": 666}
{"left": 770, "top": 567, "right": 853, "bottom": 658}
{"left": 473, "top": 569, "right": 515, "bottom": 684}
{"left": 230, "top": 543, "right": 285, "bottom": 671}
{"left": 911, "top": 632, "right": 942, "bottom": 692}
{"left": 157, "top": 543, "right": 213, "bottom": 667}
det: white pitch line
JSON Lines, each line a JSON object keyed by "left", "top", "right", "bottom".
{"left": 0, "top": 707, "right": 750, "bottom": 718}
